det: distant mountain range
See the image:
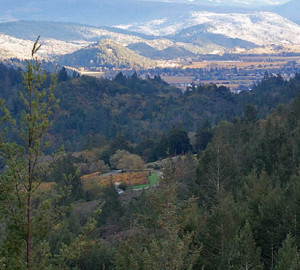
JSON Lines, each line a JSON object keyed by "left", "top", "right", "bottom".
{"left": 1, "top": 0, "right": 298, "bottom": 26}
{"left": 0, "top": 1, "right": 300, "bottom": 70}
{"left": 119, "top": 11, "right": 300, "bottom": 46}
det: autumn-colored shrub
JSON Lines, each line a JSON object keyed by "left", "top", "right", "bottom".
{"left": 81, "top": 171, "right": 148, "bottom": 191}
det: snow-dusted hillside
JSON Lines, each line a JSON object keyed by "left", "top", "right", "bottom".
{"left": 0, "top": 34, "right": 33, "bottom": 59}
{"left": 59, "top": 39, "right": 158, "bottom": 69}
{"left": 0, "top": 21, "right": 180, "bottom": 60}
{"left": 0, "top": 34, "right": 90, "bottom": 60}
{"left": 118, "top": 11, "right": 300, "bottom": 46}
{"left": 1, "top": 10, "right": 300, "bottom": 64}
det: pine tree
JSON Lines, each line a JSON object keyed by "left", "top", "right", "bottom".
{"left": 0, "top": 37, "right": 62, "bottom": 269}
{"left": 196, "top": 126, "right": 238, "bottom": 206}
{"left": 199, "top": 191, "right": 242, "bottom": 269}
{"left": 227, "top": 220, "right": 263, "bottom": 270}
{"left": 275, "top": 234, "right": 299, "bottom": 270}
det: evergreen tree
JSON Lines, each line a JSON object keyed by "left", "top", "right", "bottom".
{"left": 275, "top": 234, "right": 299, "bottom": 270}
{"left": 227, "top": 220, "right": 263, "bottom": 270}
{"left": 196, "top": 126, "right": 238, "bottom": 206}
{"left": 0, "top": 38, "right": 63, "bottom": 269}
{"left": 199, "top": 192, "right": 242, "bottom": 269}
{"left": 167, "top": 127, "right": 192, "bottom": 156}
{"left": 241, "top": 171, "right": 287, "bottom": 268}
{"left": 57, "top": 67, "right": 68, "bottom": 82}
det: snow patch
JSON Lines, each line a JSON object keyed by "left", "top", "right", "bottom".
{"left": 117, "top": 11, "right": 300, "bottom": 46}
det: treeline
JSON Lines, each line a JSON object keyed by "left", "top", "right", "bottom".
{"left": 40, "top": 68, "right": 300, "bottom": 144}
{"left": 1, "top": 63, "right": 300, "bottom": 154}
{"left": 1, "top": 63, "right": 300, "bottom": 168}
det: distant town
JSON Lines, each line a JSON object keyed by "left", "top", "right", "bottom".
{"left": 76, "top": 53, "right": 300, "bottom": 93}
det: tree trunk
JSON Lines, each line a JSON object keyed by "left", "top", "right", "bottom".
{"left": 27, "top": 192, "right": 32, "bottom": 270}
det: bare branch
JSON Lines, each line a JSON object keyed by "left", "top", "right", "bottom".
{"left": 31, "top": 36, "right": 41, "bottom": 58}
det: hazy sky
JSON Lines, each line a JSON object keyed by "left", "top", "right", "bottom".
{"left": 205, "top": 0, "right": 290, "bottom": 4}
{"left": 147, "top": 0, "right": 291, "bottom": 6}
{"left": 0, "top": 0, "right": 292, "bottom": 6}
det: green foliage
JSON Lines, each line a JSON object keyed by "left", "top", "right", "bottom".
{"left": 199, "top": 192, "right": 243, "bottom": 269}
{"left": 68, "top": 240, "right": 115, "bottom": 270}
{"left": 97, "top": 181, "right": 124, "bottom": 228}
{"left": 109, "top": 150, "right": 131, "bottom": 169}
{"left": 57, "top": 67, "right": 69, "bottom": 82}
{"left": 2, "top": 56, "right": 300, "bottom": 269}
{"left": 227, "top": 221, "right": 263, "bottom": 270}
{"left": 2, "top": 67, "right": 300, "bottom": 156}
{"left": 174, "top": 153, "right": 197, "bottom": 200}
{"left": 167, "top": 127, "right": 192, "bottom": 156}
{"left": 275, "top": 234, "right": 299, "bottom": 270}
{"left": 49, "top": 154, "right": 84, "bottom": 202}
{"left": 116, "top": 160, "right": 201, "bottom": 270}
{"left": 52, "top": 203, "right": 104, "bottom": 269}
{"left": 0, "top": 39, "right": 64, "bottom": 269}
{"left": 196, "top": 124, "right": 238, "bottom": 206}
{"left": 132, "top": 172, "right": 159, "bottom": 190}
{"left": 194, "top": 125, "right": 213, "bottom": 152}
{"left": 117, "top": 154, "right": 145, "bottom": 171}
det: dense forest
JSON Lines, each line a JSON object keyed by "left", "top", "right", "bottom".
{"left": 1, "top": 57, "right": 300, "bottom": 269}
{"left": 1, "top": 63, "right": 300, "bottom": 154}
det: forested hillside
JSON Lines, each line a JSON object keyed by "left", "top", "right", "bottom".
{"left": 1, "top": 63, "right": 300, "bottom": 153}
{"left": 1, "top": 61, "right": 300, "bottom": 269}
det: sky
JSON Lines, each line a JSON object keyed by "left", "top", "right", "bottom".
{"left": 204, "top": 0, "right": 290, "bottom": 4}
{"left": 143, "top": 0, "right": 291, "bottom": 6}
{"left": 0, "top": 0, "right": 292, "bottom": 7}
{"left": 0, "top": 0, "right": 296, "bottom": 25}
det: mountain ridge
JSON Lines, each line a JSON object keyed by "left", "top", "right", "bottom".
{"left": 1, "top": 0, "right": 299, "bottom": 27}
{"left": 1, "top": 10, "right": 300, "bottom": 66}
{"left": 120, "top": 11, "right": 300, "bottom": 46}
{"left": 58, "top": 39, "right": 158, "bottom": 70}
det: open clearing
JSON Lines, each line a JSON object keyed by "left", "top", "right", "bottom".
{"left": 81, "top": 171, "right": 159, "bottom": 191}
{"left": 132, "top": 173, "right": 159, "bottom": 190}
